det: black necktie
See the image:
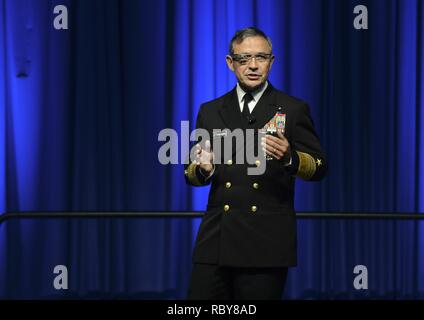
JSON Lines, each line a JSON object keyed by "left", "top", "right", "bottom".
{"left": 242, "top": 92, "right": 254, "bottom": 121}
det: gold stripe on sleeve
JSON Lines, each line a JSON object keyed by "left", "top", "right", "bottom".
{"left": 186, "top": 162, "right": 202, "bottom": 186}
{"left": 296, "top": 151, "right": 316, "bottom": 180}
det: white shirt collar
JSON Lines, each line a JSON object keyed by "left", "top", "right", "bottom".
{"left": 236, "top": 81, "right": 269, "bottom": 105}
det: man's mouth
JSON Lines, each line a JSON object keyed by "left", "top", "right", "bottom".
{"left": 246, "top": 74, "right": 261, "bottom": 80}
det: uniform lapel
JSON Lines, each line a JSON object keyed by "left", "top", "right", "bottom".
{"left": 250, "top": 83, "right": 278, "bottom": 129}
{"left": 218, "top": 87, "right": 244, "bottom": 131}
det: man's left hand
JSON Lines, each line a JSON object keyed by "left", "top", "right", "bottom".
{"left": 261, "top": 129, "right": 291, "bottom": 165}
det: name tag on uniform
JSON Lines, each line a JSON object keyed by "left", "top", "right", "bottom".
{"left": 212, "top": 130, "right": 229, "bottom": 139}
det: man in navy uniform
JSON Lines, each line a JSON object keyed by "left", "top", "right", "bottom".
{"left": 184, "top": 27, "right": 327, "bottom": 299}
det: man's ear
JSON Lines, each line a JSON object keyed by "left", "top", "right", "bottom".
{"left": 226, "top": 55, "right": 235, "bottom": 72}
{"left": 269, "top": 55, "right": 275, "bottom": 70}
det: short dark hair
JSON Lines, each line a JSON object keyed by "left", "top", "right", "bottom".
{"left": 229, "top": 27, "right": 273, "bottom": 55}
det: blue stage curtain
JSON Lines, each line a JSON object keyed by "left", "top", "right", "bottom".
{"left": 0, "top": 0, "right": 423, "bottom": 299}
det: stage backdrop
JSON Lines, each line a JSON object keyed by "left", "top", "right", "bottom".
{"left": 0, "top": 0, "right": 423, "bottom": 299}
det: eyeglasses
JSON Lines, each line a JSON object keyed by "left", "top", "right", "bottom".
{"left": 231, "top": 53, "right": 273, "bottom": 65}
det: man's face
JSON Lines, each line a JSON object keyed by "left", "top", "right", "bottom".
{"left": 226, "top": 36, "right": 274, "bottom": 92}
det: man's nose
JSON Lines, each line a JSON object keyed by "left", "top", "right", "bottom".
{"left": 248, "top": 57, "right": 258, "bottom": 70}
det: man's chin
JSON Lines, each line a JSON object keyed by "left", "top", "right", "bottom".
{"left": 240, "top": 80, "right": 265, "bottom": 92}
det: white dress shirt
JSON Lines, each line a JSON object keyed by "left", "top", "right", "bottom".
{"left": 236, "top": 81, "right": 269, "bottom": 114}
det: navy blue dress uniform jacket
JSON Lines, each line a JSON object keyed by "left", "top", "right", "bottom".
{"left": 184, "top": 83, "right": 327, "bottom": 268}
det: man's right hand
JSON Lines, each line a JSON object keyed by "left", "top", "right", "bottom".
{"left": 194, "top": 140, "right": 214, "bottom": 174}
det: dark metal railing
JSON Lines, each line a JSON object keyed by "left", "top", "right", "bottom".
{"left": 0, "top": 211, "right": 424, "bottom": 225}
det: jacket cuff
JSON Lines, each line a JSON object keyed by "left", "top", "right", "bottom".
{"left": 185, "top": 163, "right": 204, "bottom": 186}
{"left": 295, "top": 151, "right": 317, "bottom": 180}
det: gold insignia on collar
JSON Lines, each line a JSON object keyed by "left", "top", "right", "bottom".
{"left": 316, "top": 159, "right": 323, "bottom": 166}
